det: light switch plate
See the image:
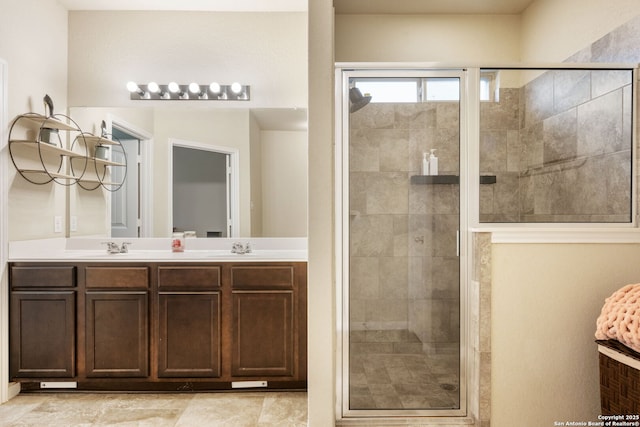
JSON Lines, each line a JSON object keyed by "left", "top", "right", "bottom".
{"left": 54, "top": 216, "right": 63, "bottom": 233}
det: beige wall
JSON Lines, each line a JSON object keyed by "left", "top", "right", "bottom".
{"left": 307, "top": 0, "right": 336, "bottom": 425}
{"left": 521, "top": 0, "right": 640, "bottom": 62}
{"left": 1, "top": 0, "right": 69, "bottom": 240}
{"left": 335, "top": 14, "right": 521, "bottom": 63}
{"left": 492, "top": 243, "right": 640, "bottom": 426}
{"left": 249, "top": 114, "right": 263, "bottom": 237}
{"left": 260, "top": 130, "right": 308, "bottom": 237}
{"left": 67, "top": 11, "right": 307, "bottom": 109}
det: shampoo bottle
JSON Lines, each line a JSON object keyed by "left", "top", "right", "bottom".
{"left": 429, "top": 149, "right": 438, "bottom": 175}
{"left": 421, "top": 152, "right": 429, "bottom": 175}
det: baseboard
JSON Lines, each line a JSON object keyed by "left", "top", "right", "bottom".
{"left": 8, "top": 382, "right": 20, "bottom": 400}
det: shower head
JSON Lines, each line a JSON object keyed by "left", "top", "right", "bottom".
{"left": 349, "top": 87, "right": 372, "bottom": 113}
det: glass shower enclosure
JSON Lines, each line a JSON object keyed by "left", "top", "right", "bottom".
{"left": 338, "top": 69, "right": 466, "bottom": 417}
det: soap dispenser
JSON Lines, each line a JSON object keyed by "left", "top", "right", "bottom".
{"left": 421, "top": 152, "right": 429, "bottom": 175}
{"left": 429, "top": 149, "right": 438, "bottom": 175}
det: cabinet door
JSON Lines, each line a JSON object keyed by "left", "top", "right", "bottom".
{"left": 231, "top": 291, "right": 294, "bottom": 377}
{"left": 10, "top": 291, "right": 75, "bottom": 378}
{"left": 158, "top": 293, "right": 221, "bottom": 377}
{"left": 85, "top": 292, "right": 148, "bottom": 377}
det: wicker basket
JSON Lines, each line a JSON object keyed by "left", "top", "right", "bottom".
{"left": 597, "top": 339, "right": 640, "bottom": 415}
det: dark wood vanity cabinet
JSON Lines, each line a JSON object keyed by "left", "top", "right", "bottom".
{"left": 157, "top": 266, "right": 222, "bottom": 378}
{"left": 84, "top": 266, "right": 150, "bottom": 378}
{"left": 10, "top": 266, "right": 76, "bottom": 379}
{"left": 231, "top": 266, "right": 301, "bottom": 378}
{"left": 9, "top": 261, "right": 306, "bottom": 391}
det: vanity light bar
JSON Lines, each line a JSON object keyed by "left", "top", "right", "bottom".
{"left": 127, "top": 82, "right": 250, "bottom": 101}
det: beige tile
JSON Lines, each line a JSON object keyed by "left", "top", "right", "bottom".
{"left": 94, "top": 408, "right": 182, "bottom": 426}
{"left": 258, "top": 392, "right": 307, "bottom": 427}
{"left": 378, "top": 130, "right": 410, "bottom": 172}
{"left": 0, "top": 394, "right": 48, "bottom": 426}
{"left": 176, "top": 394, "right": 264, "bottom": 426}
{"left": 552, "top": 69, "right": 591, "bottom": 113}
{"left": 350, "top": 130, "right": 380, "bottom": 172}
{"left": 365, "top": 172, "right": 409, "bottom": 215}
{"left": 378, "top": 256, "right": 408, "bottom": 299}
{"left": 99, "top": 393, "right": 193, "bottom": 410}
{"left": 577, "top": 88, "right": 624, "bottom": 156}
{"left": 350, "top": 256, "right": 380, "bottom": 299}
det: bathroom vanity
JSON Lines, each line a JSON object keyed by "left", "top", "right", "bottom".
{"left": 8, "top": 239, "right": 307, "bottom": 392}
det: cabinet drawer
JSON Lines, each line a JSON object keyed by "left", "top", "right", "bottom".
{"left": 158, "top": 266, "right": 221, "bottom": 290}
{"left": 11, "top": 266, "right": 76, "bottom": 288}
{"left": 85, "top": 267, "right": 149, "bottom": 289}
{"left": 231, "top": 266, "right": 295, "bottom": 290}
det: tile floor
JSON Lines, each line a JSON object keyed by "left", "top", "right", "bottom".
{"left": 0, "top": 391, "right": 307, "bottom": 426}
{"left": 349, "top": 330, "right": 459, "bottom": 410}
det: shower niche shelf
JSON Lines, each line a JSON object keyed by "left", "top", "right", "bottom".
{"left": 410, "top": 175, "right": 497, "bottom": 185}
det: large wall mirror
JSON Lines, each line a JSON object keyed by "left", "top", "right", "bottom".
{"left": 64, "top": 10, "right": 308, "bottom": 239}
{"left": 69, "top": 106, "right": 307, "bottom": 238}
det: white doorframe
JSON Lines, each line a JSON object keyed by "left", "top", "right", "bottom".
{"left": 107, "top": 115, "right": 153, "bottom": 237}
{"left": 168, "top": 138, "right": 240, "bottom": 238}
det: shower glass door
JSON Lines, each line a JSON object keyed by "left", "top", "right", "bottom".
{"left": 341, "top": 70, "right": 465, "bottom": 417}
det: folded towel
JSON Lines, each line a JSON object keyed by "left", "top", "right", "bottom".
{"left": 595, "top": 283, "right": 640, "bottom": 353}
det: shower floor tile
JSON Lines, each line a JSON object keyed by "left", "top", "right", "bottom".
{"left": 348, "top": 329, "right": 459, "bottom": 410}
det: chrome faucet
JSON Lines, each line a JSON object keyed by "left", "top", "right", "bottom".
{"left": 102, "top": 241, "right": 132, "bottom": 254}
{"left": 231, "top": 242, "right": 252, "bottom": 254}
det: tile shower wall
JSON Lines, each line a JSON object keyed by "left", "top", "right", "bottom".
{"left": 480, "top": 70, "right": 633, "bottom": 223}
{"left": 350, "top": 101, "right": 459, "bottom": 354}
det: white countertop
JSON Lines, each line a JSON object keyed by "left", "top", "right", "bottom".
{"left": 9, "top": 238, "right": 307, "bottom": 262}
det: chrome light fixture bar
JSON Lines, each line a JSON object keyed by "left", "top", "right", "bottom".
{"left": 127, "top": 81, "right": 250, "bottom": 101}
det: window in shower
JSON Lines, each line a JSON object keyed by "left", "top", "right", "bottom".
{"left": 478, "top": 67, "right": 635, "bottom": 224}
{"left": 343, "top": 70, "right": 465, "bottom": 417}
{"left": 354, "top": 77, "right": 465, "bottom": 103}
{"left": 354, "top": 79, "right": 420, "bottom": 103}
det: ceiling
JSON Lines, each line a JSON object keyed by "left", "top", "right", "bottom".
{"left": 58, "top": 0, "right": 307, "bottom": 12}
{"left": 334, "top": 0, "right": 536, "bottom": 14}
{"left": 59, "top": 0, "right": 536, "bottom": 14}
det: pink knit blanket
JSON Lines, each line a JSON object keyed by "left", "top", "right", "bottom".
{"left": 595, "top": 283, "right": 640, "bottom": 353}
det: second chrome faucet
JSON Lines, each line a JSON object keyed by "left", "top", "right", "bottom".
{"left": 102, "top": 241, "right": 131, "bottom": 254}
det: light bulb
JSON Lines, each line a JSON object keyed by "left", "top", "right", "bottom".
{"left": 209, "top": 82, "right": 221, "bottom": 93}
{"left": 168, "top": 82, "right": 180, "bottom": 93}
{"left": 126, "top": 81, "right": 140, "bottom": 93}
{"left": 189, "top": 83, "right": 201, "bottom": 94}
{"left": 231, "top": 82, "right": 242, "bottom": 94}
{"left": 147, "top": 82, "right": 160, "bottom": 93}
